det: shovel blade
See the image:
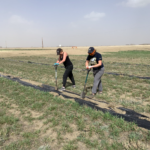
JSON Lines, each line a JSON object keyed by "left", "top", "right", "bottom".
{"left": 81, "top": 92, "right": 86, "bottom": 99}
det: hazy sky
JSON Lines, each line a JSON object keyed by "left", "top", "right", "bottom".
{"left": 0, "top": 0, "right": 150, "bottom": 47}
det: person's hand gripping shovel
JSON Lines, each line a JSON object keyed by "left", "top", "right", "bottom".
{"left": 81, "top": 67, "right": 91, "bottom": 99}
{"left": 53, "top": 63, "right": 59, "bottom": 90}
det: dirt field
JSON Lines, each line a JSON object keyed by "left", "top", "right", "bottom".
{"left": 0, "top": 45, "right": 150, "bottom": 58}
{"left": 0, "top": 46, "right": 150, "bottom": 149}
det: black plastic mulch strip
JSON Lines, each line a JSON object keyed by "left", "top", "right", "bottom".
{"left": 79, "top": 69, "right": 150, "bottom": 80}
{"left": 0, "top": 73, "right": 150, "bottom": 130}
{"left": 28, "top": 61, "right": 50, "bottom": 66}
{"left": 118, "top": 107, "right": 149, "bottom": 118}
{"left": 2, "top": 57, "right": 150, "bottom": 67}
{"left": 105, "top": 62, "right": 150, "bottom": 67}
{"left": 41, "top": 84, "right": 108, "bottom": 104}
{"left": 105, "top": 72, "right": 150, "bottom": 80}
{"left": 1, "top": 58, "right": 150, "bottom": 80}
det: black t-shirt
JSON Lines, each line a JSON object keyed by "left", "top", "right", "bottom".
{"left": 86, "top": 52, "right": 104, "bottom": 70}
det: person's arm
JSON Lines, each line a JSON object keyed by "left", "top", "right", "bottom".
{"left": 90, "top": 60, "right": 102, "bottom": 68}
{"left": 85, "top": 60, "right": 89, "bottom": 69}
{"left": 56, "top": 55, "right": 60, "bottom": 63}
{"left": 59, "top": 52, "right": 67, "bottom": 64}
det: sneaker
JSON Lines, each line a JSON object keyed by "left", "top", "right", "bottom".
{"left": 72, "top": 85, "right": 76, "bottom": 88}
{"left": 98, "top": 91, "right": 103, "bottom": 95}
{"left": 59, "top": 87, "right": 66, "bottom": 91}
{"left": 89, "top": 93, "right": 95, "bottom": 98}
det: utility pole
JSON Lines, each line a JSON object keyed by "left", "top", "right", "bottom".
{"left": 42, "top": 38, "right": 44, "bottom": 48}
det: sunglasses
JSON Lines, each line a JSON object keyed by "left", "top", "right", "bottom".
{"left": 88, "top": 50, "right": 95, "bottom": 56}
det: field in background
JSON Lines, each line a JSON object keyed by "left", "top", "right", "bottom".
{"left": 0, "top": 46, "right": 150, "bottom": 150}
{"left": 0, "top": 45, "right": 150, "bottom": 57}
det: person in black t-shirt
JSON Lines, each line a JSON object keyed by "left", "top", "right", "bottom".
{"left": 85, "top": 47, "right": 104, "bottom": 96}
{"left": 54, "top": 48, "right": 75, "bottom": 91}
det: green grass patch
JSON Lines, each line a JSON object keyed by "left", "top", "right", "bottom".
{"left": 0, "top": 50, "right": 150, "bottom": 149}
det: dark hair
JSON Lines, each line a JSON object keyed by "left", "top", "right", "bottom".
{"left": 57, "top": 48, "right": 62, "bottom": 51}
{"left": 56, "top": 48, "right": 63, "bottom": 55}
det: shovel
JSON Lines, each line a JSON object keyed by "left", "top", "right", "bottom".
{"left": 54, "top": 65, "right": 58, "bottom": 90}
{"left": 81, "top": 69, "right": 91, "bottom": 99}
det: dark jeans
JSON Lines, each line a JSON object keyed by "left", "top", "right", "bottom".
{"left": 63, "top": 65, "right": 75, "bottom": 87}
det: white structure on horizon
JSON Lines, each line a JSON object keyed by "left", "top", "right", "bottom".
{"left": 59, "top": 44, "right": 61, "bottom": 47}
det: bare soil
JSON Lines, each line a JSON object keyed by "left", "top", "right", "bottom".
{"left": 1, "top": 72, "right": 150, "bottom": 120}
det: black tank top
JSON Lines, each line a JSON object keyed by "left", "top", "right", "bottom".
{"left": 60, "top": 54, "right": 72, "bottom": 68}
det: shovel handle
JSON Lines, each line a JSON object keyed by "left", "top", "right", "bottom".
{"left": 85, "top": 69, "right": 91, "bottom": 83}
{"left": 53, "top": 65, "right": 58, "bottom": 90}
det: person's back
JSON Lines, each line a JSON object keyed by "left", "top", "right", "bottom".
{"left": 60, "top": 54, "right": 72, "bottom": 68}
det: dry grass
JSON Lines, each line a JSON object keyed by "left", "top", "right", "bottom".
{"left": 0, "top": 45, "right": 150, "bottom": 58}
{"left": 0, "top": 47, "right": 150, "bottom": 149}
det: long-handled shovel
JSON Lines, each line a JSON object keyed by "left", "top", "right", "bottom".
{"left": 54, "top": 65, "right": 58, "bottom": 90}
{"left": 81, "top": 69, "right": 91, "bottom": 99}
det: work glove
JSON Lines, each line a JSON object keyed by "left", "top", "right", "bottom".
{"left": 86, "top": 66, "right": 92, "bottom": 69}
{"left": 54, "top": 63, "right": 59, "bottom": 66}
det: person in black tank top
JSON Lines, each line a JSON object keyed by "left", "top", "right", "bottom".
{"left": 55, "top": 48, "right": 75, "bottom": 91}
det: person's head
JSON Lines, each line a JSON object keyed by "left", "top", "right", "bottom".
{"left": 88, "top": 47, "right": 96, "bottom": 56}
{"left": 56, "top": 48, "right": 63, "bottom": 55}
